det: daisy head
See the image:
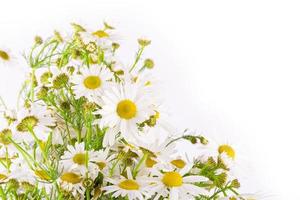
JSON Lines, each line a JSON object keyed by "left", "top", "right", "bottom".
{"left": 78, "top": 23, "right": 117, "bottom": 51}
{"left": 13, "top": 103, "right": 55, "bottom": 142}
{"left": 0, "top": 163, "right": 10, "bottom": 183}
{"left": 132, "top": 136, "right": 177, "bottom": 170}
{"left": 95, "top": 82, "right": 155, "bottom": 142}
{"left": 48, "top": 66, "right": 70, "bottom": 89}
{"left": 60, "top": 142, "right": 98, "bottom": 176}
{"left": 196, "top": 133, "right": 249, "bottom": 180}
{"left": 33, "top": 168, "right": 52, "bottom": 182}
{"left": 0, "top": 114, "right": 14, "bottom": 147}
{"left": 103, "top": 168, "right": 149, "bottom": 200}
{"left": 89, "top": 148, "right": 114, "bottom": 175}
{"left": 197, "top": 133, "right": 238, "bottom": 165}
{"left": 71, "top": 64, "right": 113, "bottom": 102}
{"left": 0, "top": 47, "right": 16, "bottom": 66}
{"left": 0, "top": 48, "right": 10, "bottom": 62}
{"left": 147, "top": 166, "right": 209, "bottom": 200}
{"left": 0, "top": 125, "right": 18, "bottom": 156}
{"left": 58, "top": 168, "right": 86, "bottom": 197}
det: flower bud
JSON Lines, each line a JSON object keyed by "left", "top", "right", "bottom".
{"left": 52, "top": 73, "right": 69, "bottom": 89}
{"left": 104, "top": 22, "right": 114, "bottom": 30}
{"left": 34, "top": 36, "right": 43, "bottom": 45}
{"left": 60, "top": 101, "right": 71, "bottom": 111}
{"left": 112, "top": 42, "right": 120, "bottom": 51}
{"left": 36, "top": 86, "right": 49, "bottom": 99}
{"left": 230, "top": 179, "right": 241, "bottom": 188}
{"left": 0, "top": 50, "right": 10, "bottom": 61}
{"left": 54, "top": 30, "right": 64, "bottom": 43}
{"left": 85, "top": 42, "right": 97, "bottom": 53}
{"left": 144, "top": 58, "right": 154, "bottom": 69}
{"left": 138, "top": 38, "right": 151, "bottom": 47}
{"left": 71, "top": 23, "right": 86, "bottom": 32}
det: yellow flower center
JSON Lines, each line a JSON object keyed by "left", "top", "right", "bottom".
{"left": 0, "top": 174, "right": 7, "bottom": 181}
{"left": 145, "top": 81, "right": 152, "bottom": 86}
{"left": 162, "top": 172, "right": 183, "bottom": 187}
{"left": 145, "top": 157, "right": 157, "bottom": 168}
{"left": 0, "top": 129, "right": 12, "bottom": 145}
{"left": 0, "top": 50, "right": 9, "bottom": 61}
{"left": 34, "top": 170, "right": 51, "bottom": 181}
{"left": 118, "top": 179, "right": 140, "bottom": 190}
{"left": 93, "top": 30, "right": 109, "bottom": 38}
{"left": 154, "top": 111, "right": 160, "bottom": 119}
{"left": 171, "top": 159, "right": 186, "bottom": 169}
{"left": 61, "top": 172, "right": 82, "bottom": 184}
{"left": 85, "top": 42, "right": 97, "bottom": 53}
{"left": 16, "top": 116, "right": 39, "bottom": 132}
{"left": 83, "top": 75, "right": 102, "bottom": 89}
{"left": 73, "top": 153, "right": 87, "bottom": 165}
{"left": 116, "top": 100, "right": 137, "bottom": 120}
{"left": 218, "top": 144, "right": 235, "bottom": 159}
{"left": 52, "top": 73, "right": 69, "bottom": 89}
{"left": 96, "top": 161, "right": 106, "bottom": 170}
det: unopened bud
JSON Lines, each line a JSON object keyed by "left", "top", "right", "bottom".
{"left": 34, "top": 36, "right": 43, "bottom": 45}
{"left": 138, "top": 38, "right": 151, "bottom": 47}
{"left": 36, "top": 86, "right": 49, "bottom": 99}
{"left": 104, "top": 22, "right": 114, "bottom": 30}
{"left": 112, "top": 42, "right": 120, "bottom": 51}
{"left": 71, "top": 23, "right": 86, "bottom": 32}
{"left": 144, "top": 58, "right": 154, "bottom": 69}
{"left": 54, "top": 31, "right": 64, "bottom": 43}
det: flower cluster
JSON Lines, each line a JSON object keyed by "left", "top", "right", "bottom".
{"left": 0, "top": 23, "right": 263, "bottom": 200}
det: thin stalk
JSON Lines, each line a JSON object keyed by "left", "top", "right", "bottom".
{"left": 133, "top": 153, "right": 148, "bottom": 178}
{"left": 30, "top": 68, "right": 36, "bottom": 102}
{"left": 129, "top": 46, "right": 145, "bottom": 72}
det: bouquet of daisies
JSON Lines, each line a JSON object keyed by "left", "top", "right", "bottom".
{"left": 0, "top": 22, "right": 261, "bottom": 200}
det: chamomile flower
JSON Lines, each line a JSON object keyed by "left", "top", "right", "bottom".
{"left": 58, "top": 168, "right": 86, "bottom": 197}
{"left": 34, "top": 67, "right": 53, "bottom": 86}
{"left": 71, "top": 64, "right": 113, "bottom": 102}
{"left": 0, "top": 163, "right": 10, "bottom": 183}
{"left": 0, "top": 114, "right": 18, "bottom": 155}
{"left": 0, "top": 127, "right": 17, "bottom": 157}
{"left": 197, "top": 133, "right": 248, "bottom": 179}
{"left": 60, "top": 142, "right": 98, "bottom": 176}
{"left": 95, "top": 82, "right": 155, "bottom": 143}
{"left": 32, "top": 168, "right": 56, "bottom": 194}
{"left": 132, "top": 135, "right": 176, "bottom": 170}
{"left": 89, "top": 148, "right": 114, "bottom": 175}
{"left": 0, "top": 47, "right": 16, "bottom": 66}
{"left": 48, "top": 66, "right": 70, "bottom": 89}
{"left": 103, "top": 168, "right": 149, "bottom": 200}
{"left": 9, "top": 157, "right": 35, "bottom": 184}
{"left": 79, "top": 26, "right": 117, "bottom": 51}
{"left": 102, "top": 126, "right": 120, "bottom": 147}
{"left": 13, "top": 103, "right": 55, "bottom": 142}
{"left": 147, "top": 166, "right": 209, "bottom": 200}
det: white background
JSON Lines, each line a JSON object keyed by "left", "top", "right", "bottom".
{"left": 0, "top": 0, "right": 299, "bottom": 199}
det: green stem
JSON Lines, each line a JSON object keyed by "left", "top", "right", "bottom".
{"left": 129, "top": 46, "right": 145, "bottom": 72}
{"left": 86, "top": 188, "right": 91, "bottom": 200}
{"left": 0, "top": 96, "right": 7, "bottom": 110}
{"left": 28, "top": 128, "right": 50, "bottom": 166}
{"left": 0, "top": 186, "right": 6, "bottom": 200}
{"left": 85, "top": 111, "right": 93, "bottom": 149}
{"left": 30, "top": 68, "right": 36, "bottom": 102}
{"left": 208, "top": 185, "right": 235, "bottom": 199}
{"left": 133, "top": 153, "right": 148, "bottom": 178}
{"left": 34, "top": 40, "right": 57, "bottom": 67}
